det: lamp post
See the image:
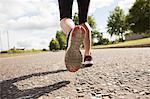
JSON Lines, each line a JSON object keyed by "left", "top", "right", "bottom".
{"left": 0, "top": 31, "right": 2, "bottom": 52}
{"left": 7, "top": 30, "right": 10, "bottom": 50}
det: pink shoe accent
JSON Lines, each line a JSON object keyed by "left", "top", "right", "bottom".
{"left": 72, "top": 31, "right": 76, "bottom": 38}
{"left": 80, "top": 26, "right": 86, "bottom": 34}
{"left": 69, "top": 66, "right": 80, "bottom": 72}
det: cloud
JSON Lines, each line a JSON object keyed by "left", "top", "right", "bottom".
{"left": 0, "top": 0, "right": 59, "bottom": 30}
{"left": 16, "top": 37, "right": 50, "bottom": 49}
{"left": 5, "top": 15, "right": 58, "bottom": 30}
{"left": 0, "top": 0, "right": 114, "bottom": 31}
{"left": 72, "top": 0, "right": 114, "bottom": 15}
{"left": 118, "top": 0, "right": 135, "bottom": 10}
{"left": 90, "top": 0, "right": 114, "bottom": 13}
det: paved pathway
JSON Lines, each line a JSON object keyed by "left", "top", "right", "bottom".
{"left": 0, "top": 48, "right": 150, "bottom": 99}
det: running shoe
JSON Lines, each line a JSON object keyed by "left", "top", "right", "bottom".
{"left": 82, "top": 55, "right": 93, "bottom": 67}
{"left": 65, "top": 26, "right": 85, "bottom": 72}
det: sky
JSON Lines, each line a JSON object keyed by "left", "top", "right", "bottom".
{"left": 0, "top": 0, "right": 135, "bottom": 50}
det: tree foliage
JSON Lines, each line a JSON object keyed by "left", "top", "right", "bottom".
{"left": 56, "top": 31, "right": 67, "bottom": 50}
{"left": 107, "top": 6, "right": 127, "bottom": 41}
{"left": 92, "top": 30, "right": 109, "bottom": 45}
{"left": 87, "top": 16, "right": 96, "bottom": 29}
{"left": 73, "top": 13, "right": 79, "bottom": 25}
{"left": 49, "top": 38, "right": 60, "bottom": 51}
{"left": 127, "top": 0, "right": 150, "bottom": 34}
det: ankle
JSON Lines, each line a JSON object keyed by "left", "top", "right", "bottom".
{"left": 84, "top": 52, "right": 91, "bottom": 56}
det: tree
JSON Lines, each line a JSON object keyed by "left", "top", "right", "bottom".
{"left": 87, "top": 16, "right": 96, "bottom": 29}
{"left": 49, "top": 38, "right": 60, "bottom": 51}
{"left": 102, "top": 38, "right": 109, "bottom": 45}
{"left": 73, "top": 13, "right": 96, "bottom": 29}
{"left": 56, "top": 31, "right": 67, "bottom": 50}
{"left": 107, "top": 6, "right": 127, "bottom": 41}
{"left": 127, "top": 0, "right": 150, "bottom": 34}
{"left": 92, "top": 30, "right": 110, "bottom": 45}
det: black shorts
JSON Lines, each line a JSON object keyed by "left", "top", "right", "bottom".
{"left": 58, "top": 0, "right": 90, "bottom": 24}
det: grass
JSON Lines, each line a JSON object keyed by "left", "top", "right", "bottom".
{"left": 0, "top": 49, "right": 48, "bottom": 58}
{"left": 1, "top": 38, "right": 150, "bottom": 58}
{"left": 93, "top": 38, "right": 150, "bottom": 49}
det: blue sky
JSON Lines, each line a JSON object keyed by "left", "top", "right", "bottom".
{"left": 0, "top": 0, "right": 135, "bottom": 50}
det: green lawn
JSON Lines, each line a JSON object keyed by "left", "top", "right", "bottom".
{"left": 93, "top": 38, "right": 150, "bottom": 49}
{"left": 0, "top": 50, "right": 47, "bottom": 58}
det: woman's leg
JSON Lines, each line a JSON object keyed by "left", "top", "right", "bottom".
{"left": 81, "top": 22, "right": 92, "bottom": 55}
{"left": 77, "top": 0, "right": 91, "bottom": 56}
{"left": 58, "top": 0, "right": 84, "bottom": 72}
{"left": 58, "top": 0, "right": 75, "bottom": 35}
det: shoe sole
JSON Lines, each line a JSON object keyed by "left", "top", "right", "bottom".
{"left": 65, "top": 26, "right": 84, "bottom": 72}
{"left": 82, "top": 64, "right": 93, "bottom": 68}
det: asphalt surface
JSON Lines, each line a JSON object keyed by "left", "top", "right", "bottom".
{"left": 0, "top": 48, "right": 150, "bottom": 99}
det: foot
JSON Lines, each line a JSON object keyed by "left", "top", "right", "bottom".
{"left": 82, "top": 55, "right": 93, "bottom": 68}
{"left": 65, "top": 26, "right": 85, "bottom": 72}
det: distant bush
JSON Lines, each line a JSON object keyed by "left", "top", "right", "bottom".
{"left": 102, "top": 38, "right": 109, "bottom": 45}
{"left": 1, "top": 50, "right": 8, "bottom": 53}
{"left": 42, "top": 48, "right": 47, "bottom": 51}
{"left": 49, "top": 38, "right": 60, "bottom": 51}
{"left": 9, "top": 49, "right": 25, "bottom": 53}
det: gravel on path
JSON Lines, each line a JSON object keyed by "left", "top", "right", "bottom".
{"left": 0, "top": 48, "right": 150, "bottom": 99}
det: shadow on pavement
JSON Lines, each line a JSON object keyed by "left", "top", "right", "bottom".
{"left": 0, "top": 69, "right": 69, "bottom": 99}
